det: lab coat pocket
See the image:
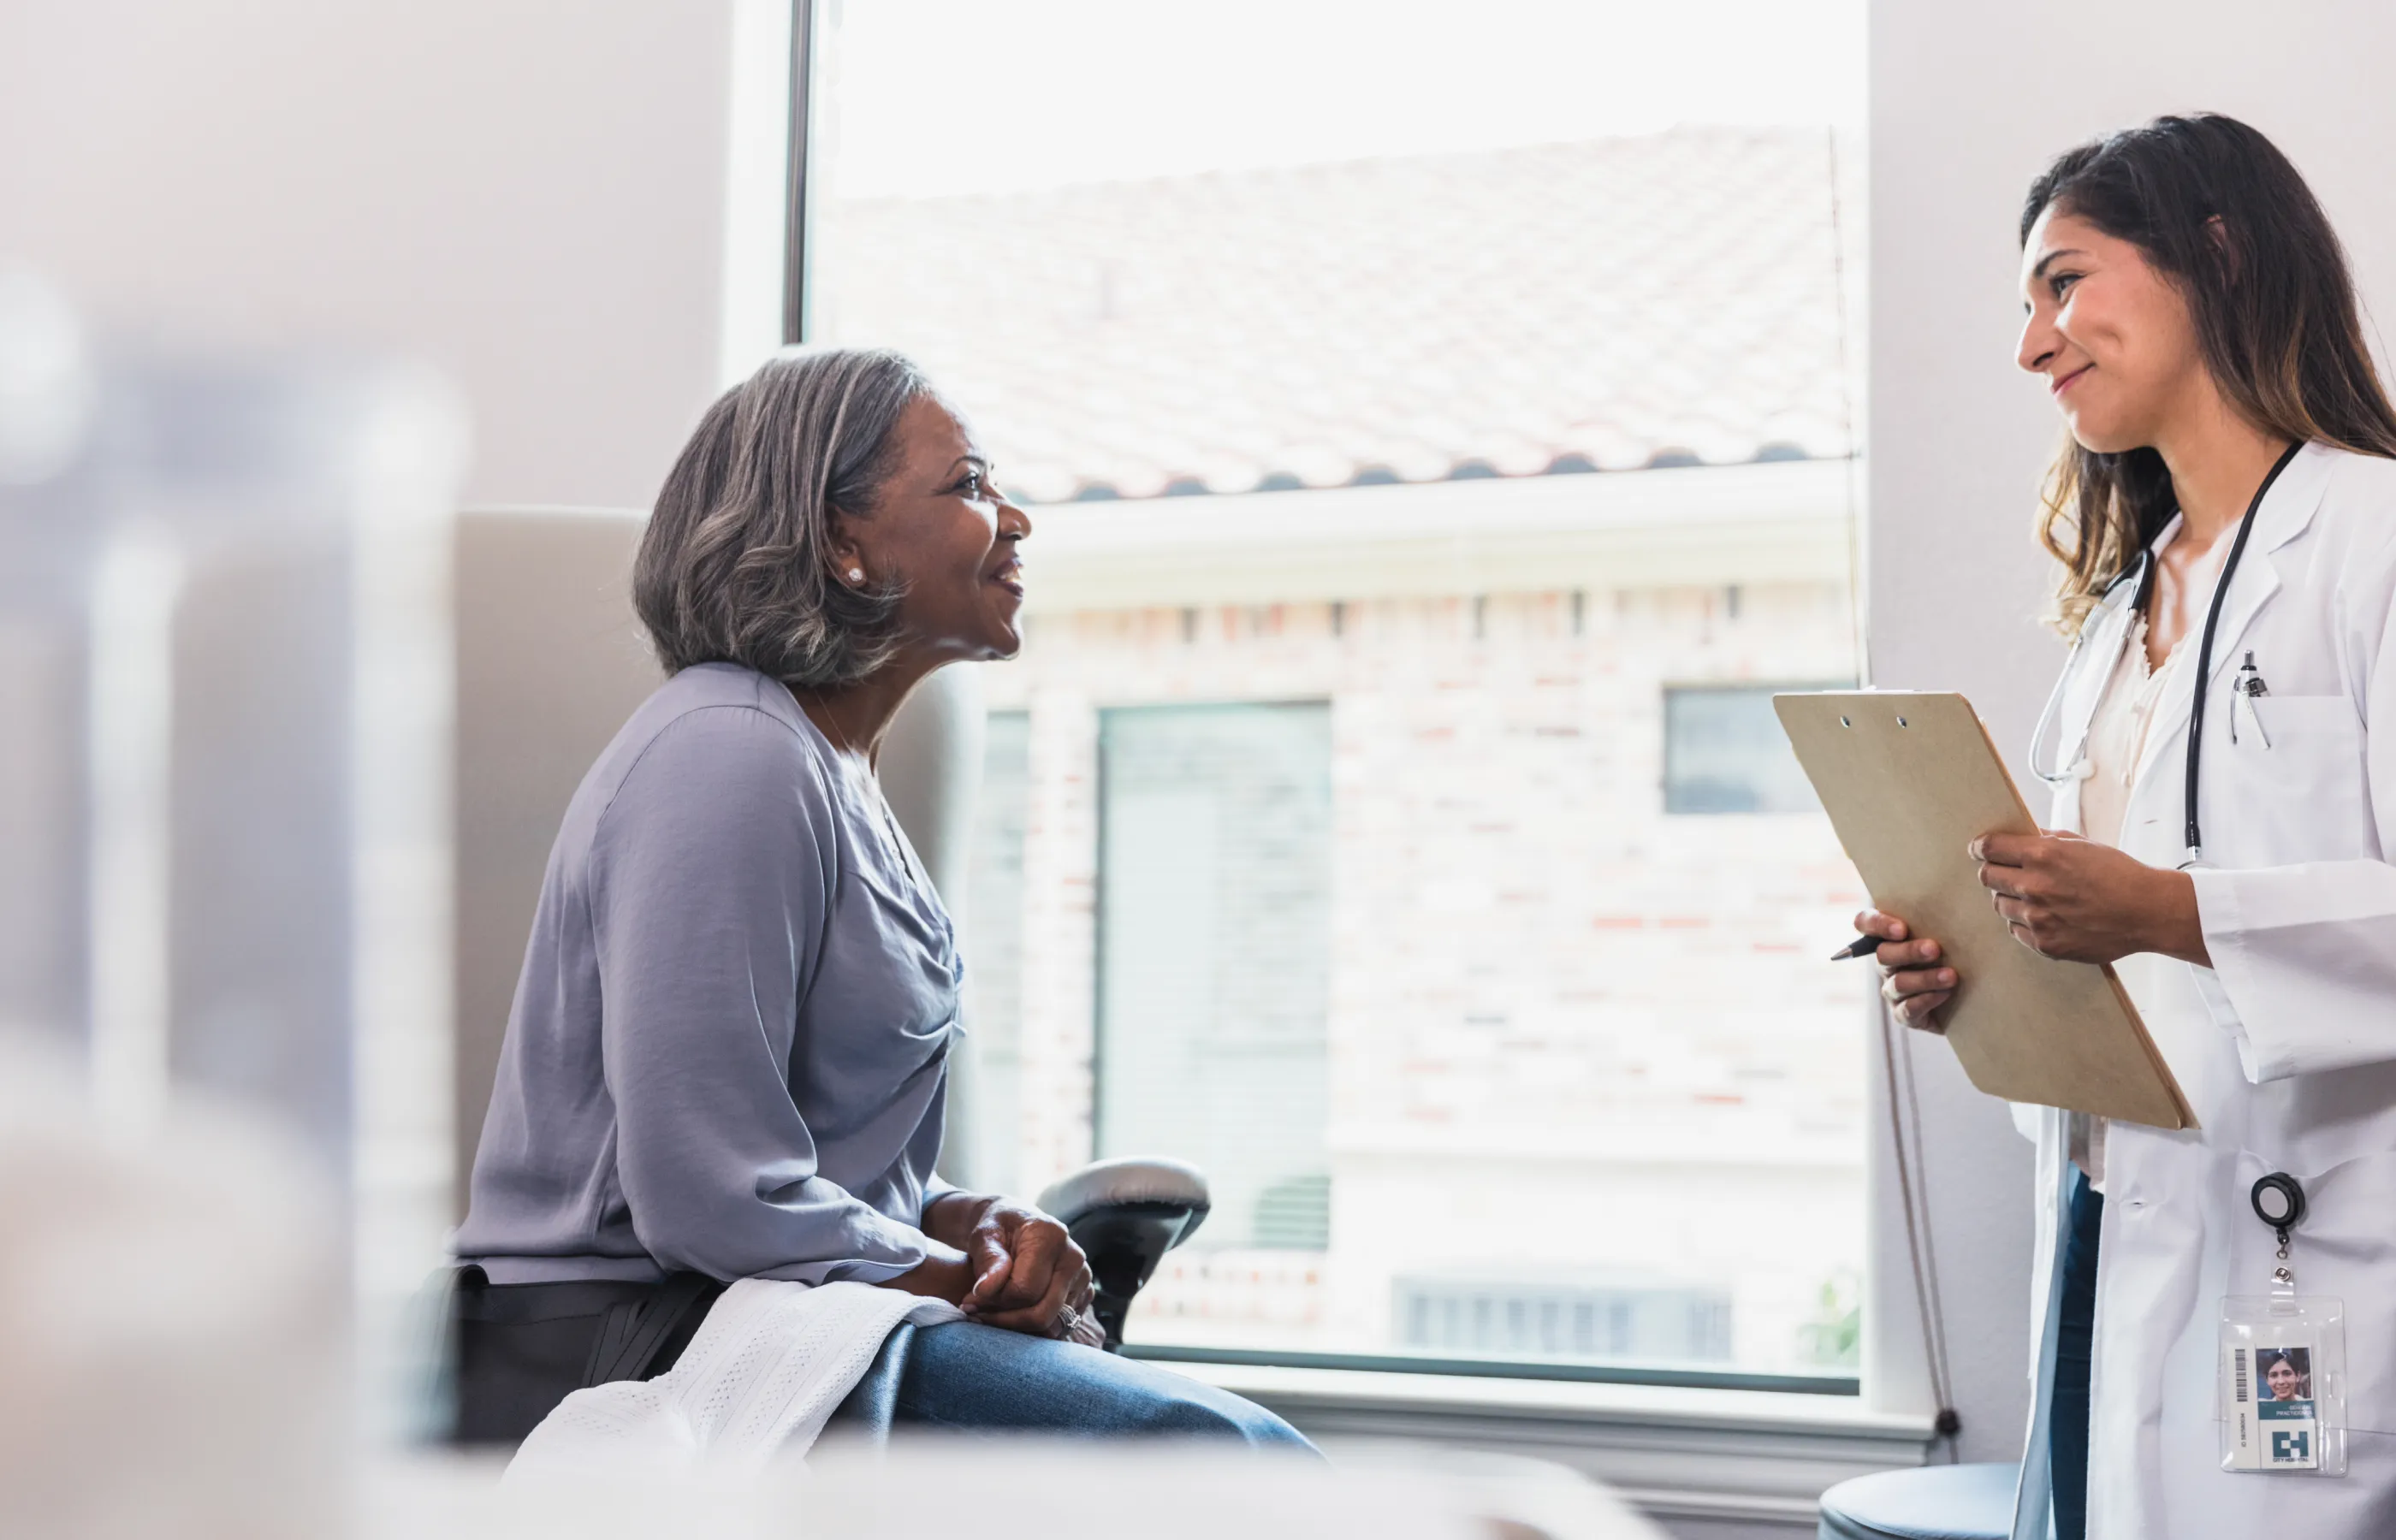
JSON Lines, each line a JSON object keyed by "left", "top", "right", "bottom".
{"left": 2233, "top": 1149, "right": 2396, "bottom": 1434}
{"left": 2210, "top": 694, "right": 2368, "bottom": 865}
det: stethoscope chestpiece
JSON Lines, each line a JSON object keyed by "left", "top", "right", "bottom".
{"left": 2251, "top": 1171, "right": 2306, "bottom": 1233}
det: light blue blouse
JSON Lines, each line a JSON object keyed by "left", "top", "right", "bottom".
{"left": 455, "top": 662, "right": 961, "bottom": 1284}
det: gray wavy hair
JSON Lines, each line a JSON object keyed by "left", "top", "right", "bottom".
{"left": 634, "top": 347, "right": 930, "bottom": 687}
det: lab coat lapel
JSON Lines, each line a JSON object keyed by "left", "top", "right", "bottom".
{"left": 2189, "top": 444, "right": 2332, "bottom": 703}
{"left": 2064, "top": 589, "right": 2137, "bottom": 739}
{"left": 2047, "top": 590, "right": 2136, "bottom": 836}
{"left": 2122, "top": 447, "right": 2333, "bottom": 841}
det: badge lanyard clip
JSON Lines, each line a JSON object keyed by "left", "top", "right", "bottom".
{"left": 2252, "top": 1171, "right": 2305, "bottom": 1292}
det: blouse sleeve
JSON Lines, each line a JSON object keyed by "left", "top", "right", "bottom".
{"left": 587, "top": 705, "right": 935, "bottom": 1283}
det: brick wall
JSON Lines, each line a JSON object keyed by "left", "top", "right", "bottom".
{"left": 970, "top": 571, "right": 1871, "bottom": 1373}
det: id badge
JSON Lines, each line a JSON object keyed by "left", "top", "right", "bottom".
{"left": 2221, "top": 1175, "right": 2347, "bottom": 1476}
{"left": 2219, "top": 1295, "right": 2346, "bottom": 1475}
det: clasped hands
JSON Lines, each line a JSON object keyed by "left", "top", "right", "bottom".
{"left": 1862, "top": 829, "right": 2210, "bottom": 1030}
{"left": 898, "top": 1191, "right": 1104, "bottom": 1347}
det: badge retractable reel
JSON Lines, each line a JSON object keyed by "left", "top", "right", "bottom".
{"left": 2221, "top": 1172, "right": 2348, "bottom": 1476}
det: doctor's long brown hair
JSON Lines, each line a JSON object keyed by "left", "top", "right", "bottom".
{"left": 2022, "top": 115, "right": 2396, "bottom": 637}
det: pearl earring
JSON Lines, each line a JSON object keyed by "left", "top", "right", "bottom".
{"left": 848, "top": 567, "right": 864, "bottom": 583}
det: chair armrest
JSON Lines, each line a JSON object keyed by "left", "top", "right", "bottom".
{"left": 1035, "top": 1157, "right": 1213, "bottom": 1353}
{"left": 1036, "top": 1155, "right": 1210, "bottom": 1242}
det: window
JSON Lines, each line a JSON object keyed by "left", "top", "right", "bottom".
{"left": 961, "top": 709, "right": 1032, "bottom": 1199}
{"left": 1396, "top": 1274, "right": 1733, "bottom": 1363}
{"left": 794, "top": 0, "right": 1869, "bottom": 1389}
{"left": 1097, "top": 704, "right": 1332, "bottom": 1267}
{"left": 1664, "top": 683, "right": 1848, "bottom": 815}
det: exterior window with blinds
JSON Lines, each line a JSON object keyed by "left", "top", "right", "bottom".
{"left": 1664, "top": 684, "right": 1847, "bottom": 814}
{"left": 960, "top": 710, "right": 1032, "bottom": 1199}
{"left": 1096, "top": 704, "right": 1333, "bottom": 1290}
{"left": 795, "top": 0, "right": 1870, "bottom": 1388}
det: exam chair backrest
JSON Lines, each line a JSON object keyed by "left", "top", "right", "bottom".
{"left": 453, "top": 508, "right": 657, "bottom": 1214}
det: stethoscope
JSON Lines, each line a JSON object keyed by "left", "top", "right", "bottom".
{"left": 2026, "top": 441, "right": 2304, "bottom": 868}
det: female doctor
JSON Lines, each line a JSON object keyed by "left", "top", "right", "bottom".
{"left": 1859, "top": 115, "right": 2396, "bottom": 1539}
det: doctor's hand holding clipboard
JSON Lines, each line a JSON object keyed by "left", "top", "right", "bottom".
{"left": 1858, "top": 825, "right": 2211, "bottom": 1029}
{"left": 1856, "top": 116, "right": 2396, "bottom": 1540}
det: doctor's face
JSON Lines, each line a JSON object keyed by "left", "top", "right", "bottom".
{"left": 2017, "top": 210, "right": 2210, "bottom": 455}
{"left": 2266, "top": 1358, "right": 2301, "bottom": 1400}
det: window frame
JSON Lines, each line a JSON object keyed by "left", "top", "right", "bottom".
{"left": 1128, "top": 1343, "right": 1858, "bottom": 1396}
{"left": 780, "top": 0, "right": 816, "bottom": 346}
{"left": 781, "top": 0, "right": 1881, "bottom": 1404}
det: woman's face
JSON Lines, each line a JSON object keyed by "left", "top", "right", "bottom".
{"left": 2017, "top": 209, "right": 2209, "bottom": 454}
{"left": 835, "top": 394, "right": 1032, "bottom": 665}
{"left": 2266, "top": 1358, "right": 2301, "bottom": 1399}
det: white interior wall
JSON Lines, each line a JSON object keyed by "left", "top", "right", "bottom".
{"left": 0, "top": 0, "right": 737, "bottom": 509}
{"left": 1867, "top": 0, "right": 2396, "bottom": 1460}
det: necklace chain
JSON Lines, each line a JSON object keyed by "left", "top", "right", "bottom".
{"left": 795, "top": 684, "right": 862, "bottom": 758}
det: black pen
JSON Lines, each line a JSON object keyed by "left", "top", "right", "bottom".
{"left": 1830, "top": 934, "right": 1882, "bottom": 962}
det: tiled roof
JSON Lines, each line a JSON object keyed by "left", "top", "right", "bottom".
{"left": 815, "top": 127, "right": 1860, "bottom": 505}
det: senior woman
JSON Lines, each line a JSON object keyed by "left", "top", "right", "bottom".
{"left": 449, "top": 348, "right": 1309, "bottom": 1450}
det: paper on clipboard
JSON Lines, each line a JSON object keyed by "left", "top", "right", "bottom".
{"left": 1775, "top": 690, "right": 2195, "bottom": 1130}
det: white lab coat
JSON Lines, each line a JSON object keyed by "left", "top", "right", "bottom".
{"left": 2008, "top": 442, "right": 2396, "bottom": 1538}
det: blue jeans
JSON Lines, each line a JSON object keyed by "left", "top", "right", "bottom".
{"left": 833, "top": 1320, "right": 1317, "bottom": 1450}
{"left": 2049, "top": 1164, "right": 2103, "bottom": 1540}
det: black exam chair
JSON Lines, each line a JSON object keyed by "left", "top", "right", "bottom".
{"left": 827, "top": 1155, "right": 1212, "bottom": 1434}
{"left": 1035, "top": 1155, "right": 1211, "bottom": 1350}
{"left": 432, "top": 1153, "right": 1216, "bottom": 1448}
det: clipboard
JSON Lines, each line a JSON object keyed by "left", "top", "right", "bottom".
{"left": 1775, "top": 690, "right": 2196, "bottom": 1130}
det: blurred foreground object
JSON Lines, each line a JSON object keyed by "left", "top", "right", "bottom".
{"left": 0, "top": 270, "right": 469, "bottom": 1432}
{"left": 365, "top": 1441, "right": 1669, "bottom": 1540}
{"left": 0, "top": 1034, "right": 348, "bottom": 1539}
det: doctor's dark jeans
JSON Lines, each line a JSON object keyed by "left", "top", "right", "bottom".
{"left": 2049, "top": 1165, "right": 2104, "bottom": 1540}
